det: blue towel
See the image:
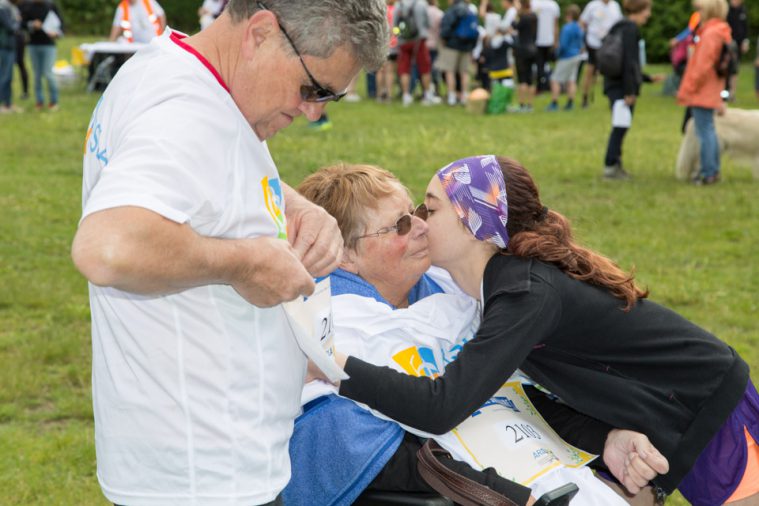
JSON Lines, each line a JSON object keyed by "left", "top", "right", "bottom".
{"left": 283, "top": 269, "right": 444, "bottom": 505}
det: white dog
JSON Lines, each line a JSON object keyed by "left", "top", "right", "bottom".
{"left": 675, "top": 108, "right": 759, "bottom": 181}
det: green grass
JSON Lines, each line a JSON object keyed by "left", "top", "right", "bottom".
{"left": 1, "top": 36, "right": 757, "bottom": 504}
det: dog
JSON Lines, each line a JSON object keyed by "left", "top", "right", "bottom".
{"left": 675, "top": 107, "right": 759, "bottom": 181}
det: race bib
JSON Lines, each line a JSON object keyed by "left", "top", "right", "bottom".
{"left": 283, "top": 278, "right": 347, "bottom": 383}
{"left": 446, "top": 381, "right": 596, "bottom": 485}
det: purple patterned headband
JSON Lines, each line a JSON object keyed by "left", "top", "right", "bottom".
{"left": 436, "top": 155, "right": 509, "bottom": 249}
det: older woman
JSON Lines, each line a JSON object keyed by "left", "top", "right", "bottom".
{"left": 677, "top": 0, "right": 733, "bottom": 185}
{"left": 332, "top": 155, "right": 758, "bottom": 506}
{"left": 285, "top": 163, "right": 664, "bottom": 506}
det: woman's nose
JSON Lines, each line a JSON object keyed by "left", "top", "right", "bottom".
{"left": 411, "top": 215, "right": 429, "bottom": 236}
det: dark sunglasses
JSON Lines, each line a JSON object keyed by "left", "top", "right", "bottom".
{"left": 356, "top": 204, "right": 429, "bottom": 240}
{"left": 256, "top": 2, "right": 347, "bottom": 103}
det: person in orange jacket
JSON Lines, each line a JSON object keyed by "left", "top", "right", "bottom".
{"left": 676, "top": 0, "right": 732, "bottom": 185}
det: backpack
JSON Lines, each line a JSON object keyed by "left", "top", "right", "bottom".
{"left": 396, "top": 1, "right": 420, "bottom": 40}
{"left": 715, "top": 40, "right": 738, "bottom": 78}
{"left": 453, "top": 9, "right": 479, "bottom": 41}
{"left": 597, "top": 22, "right": 625, "bottom": 78}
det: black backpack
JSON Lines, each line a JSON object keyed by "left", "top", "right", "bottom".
{"left": 597, "top": 22, "right": 625, "bottom": 78}
{"left": 715, "top": 40, "right": 738, "bottom": 78}
{"left": 396, "top": 1, "right": 420, "bottom": 40}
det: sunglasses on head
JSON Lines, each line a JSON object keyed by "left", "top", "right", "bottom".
{"left": 256, "top": 1, "right": 347, "bottom": 103}
{"left": 356, "top": 204, "right": 429, "bottom": 240}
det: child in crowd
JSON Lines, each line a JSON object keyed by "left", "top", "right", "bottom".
{"left": 601, "top": 0, "right": 662, "bottom": 180}
{"left": 546, "top": 4, "right": 583, "bottom": 111}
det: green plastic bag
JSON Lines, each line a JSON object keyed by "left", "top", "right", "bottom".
{"left": 487, "top": 79, "right": 514, "bottom": 114}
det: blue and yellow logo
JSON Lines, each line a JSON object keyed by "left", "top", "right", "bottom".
{"left": 393, "top": 346, "right": 441, "bottom": 378}
{"left": 261, "top": 176, "right": 287, "bottom": 239}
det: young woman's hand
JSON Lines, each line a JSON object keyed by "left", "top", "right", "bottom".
{"left": 602, "top": 429, "right": 669, "bottom": 494}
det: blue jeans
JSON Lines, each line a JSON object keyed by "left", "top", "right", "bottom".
{"left": 0, "top": 48, "right": 14, "bottom": 106}
{"left": 29, "top": 44, "right": 58, "bottom": 106}
{"left": 691, "top": 106, "right": 720, "bottom": 178}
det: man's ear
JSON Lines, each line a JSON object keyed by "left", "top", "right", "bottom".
{"left": 240, "top": 10, "right": 278, "bottom": 60}
{"left": 340, "top": 246, "right": 359, "bottom": 274}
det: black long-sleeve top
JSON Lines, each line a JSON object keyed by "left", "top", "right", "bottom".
{"left": 20, "top": 0, "right": 63, "bottom": 46}
{"left": 727, "top": 4, "right": 748, "bottom": 46}
{"left": 603, "top": 18, "right": 651, "bottom": 97}
{"left": 340, "top": 254, "right": 749, "bottom": 494}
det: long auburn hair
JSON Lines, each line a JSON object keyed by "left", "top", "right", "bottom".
{"left": 497, "top": 156, "right": 648, "bottom": 311}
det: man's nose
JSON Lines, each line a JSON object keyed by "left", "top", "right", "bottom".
{"left": 298, "top": 101, "right": 327, "bottom": 122}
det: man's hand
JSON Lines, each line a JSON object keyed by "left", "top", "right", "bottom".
{"left": 228, "top": 236, "right": 315, "bottom": 307}
{"left": 603, "top": 429, "right": 669, "bottom": 494}
{"left": 72, "top": 206, "right": 315, "bottom": 306}
{"left": 717, "top": 102, "right": 727, "bottom": 116}
{"left": 650, "top": 73, "right": 666, "bottom": 83}
{"left": 283, "top": 183, "right": 343, "bottom": 277}
{"left": 624, "top": 95, "right": 637, "bottom": 106}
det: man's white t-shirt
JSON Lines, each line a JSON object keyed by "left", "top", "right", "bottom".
{"left": 81, "top": 29, "right": 306, "bottom": 506}
{"left": 112, "top": 0, "right": 165, "bottom": 43}
{"left": 533, "top": 0, "right": 560, "bottom": 47}
{"left": 580, "top": 0, "right": 622, "bottom": 49}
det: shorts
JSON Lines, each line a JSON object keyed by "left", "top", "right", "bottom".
{"left": 552, "top": 55, "right": 582, "bottom": 83}
{"left": 586, "top": 46, "right": 598, "bottom": 67}
{"left": 435, "top": 45, "right": 471, "bottom": 75}
{"left": 678, "top": 380, "right": 759, "bottom": 506}
{"left": 515, "top": 54, "right": 536, "bottom": 85}
{"left": 396, "top": 39, "right": 431, "bottom": 75}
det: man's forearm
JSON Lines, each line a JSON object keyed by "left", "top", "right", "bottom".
{"left": 71, "top": 206, "right": 242, "bottom": 294}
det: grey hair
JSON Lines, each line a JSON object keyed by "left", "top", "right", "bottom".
{"left": 226, "top": 0, "right": 390, "bottom": 72}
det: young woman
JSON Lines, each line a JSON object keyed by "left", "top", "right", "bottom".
{"left": 677, "top": 0, "right": 732, "bottom": 185}
{"left": 327, "top": 155, "right": 759, "bottom": 506}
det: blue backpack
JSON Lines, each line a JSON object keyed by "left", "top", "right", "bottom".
{"left": 454, "top": 10, "right": 479, "bottom": 41}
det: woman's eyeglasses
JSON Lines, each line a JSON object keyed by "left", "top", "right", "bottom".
{"left": 356, "top": 204, "right": 429, "bottom": 240}
{"left": 256, "top": 2, "right": 347, "bottom": 103}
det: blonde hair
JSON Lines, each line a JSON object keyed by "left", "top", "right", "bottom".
{"left": 699, "top": 0, "right": 728, "bottom": 21}
{"left": 297, "top": 163, "right": 408, "bottom": 249}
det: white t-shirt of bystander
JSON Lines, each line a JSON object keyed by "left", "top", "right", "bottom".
{"left": 533, "top": 0, "right": 560, "bottom": 48}
{"left": 81, "top": 29, "right": 306, "bottom": 506}
{"left": 580, "top": 0, "right": 622, "bottom": 49}
{"left": 426, "top": 3, "right": 444, "bottom": 51}
{"left": 112, "top": 0, "right": 165, "bottom": 43}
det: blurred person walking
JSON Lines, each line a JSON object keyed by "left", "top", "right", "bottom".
{"left": 601, "top": 0, "right": 662, "bottom": 180}
{"left": 109, "top": 0, "right": 166, "bottom": 43}
{"left": 394, "top": 0, "right": 439, "bottom": 106}
{"left": 0, "top": 0, "right": 20, "bottom": 113}
{"left": 10, "top": 0, "right": 27, "bottom": 100}
{"left": 19, "top": 0, "right": 61, "bottom": 111}
{"left": 579, "top": 0, "right": 622, "bottom": 108}
{"left": 426, "top": 0, "right": 443, "bottom": 96}
{"left": 437, "top": 0, "right": 479, "bottom": 105}
{"left": 512, "top": 0, "right": 538, "bottom": 111}
{"left": 678, "top": 0, "right": 732, "bottom": 185}
{"left": 726, "top": 0, "right": 748, "bottom": 100}
{"left": 377, "top": 0, "right": 398, "bottom": 103}
{"left": 546, "top": 4, "right": 583, "bottom": 111}
{"left": 532, "top": 0, "right": 560, "bottom": 94}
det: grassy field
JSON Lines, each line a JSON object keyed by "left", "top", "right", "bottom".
{"left": 1, "top": 36, "right": 757, "bottom": 505}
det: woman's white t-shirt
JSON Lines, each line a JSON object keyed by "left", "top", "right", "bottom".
{"left": 81, "top": 29, "right": 306, "bottom": 506}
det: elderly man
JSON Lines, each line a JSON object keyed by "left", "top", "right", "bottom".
{"left": 71, "top": 1, "right": 388, "bottom": 505}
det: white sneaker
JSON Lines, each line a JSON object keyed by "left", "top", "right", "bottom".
{"left": 422, "top": 93, "right": 441, "bottom": 106}
{"left": 447, "top": 93, "right": 457, "bottom": 106}
{"left": 402, "top": 93, "right": 413, "bottom": 107}
{"left": 344, "top": 93, "right": 361, "bottom": 103}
